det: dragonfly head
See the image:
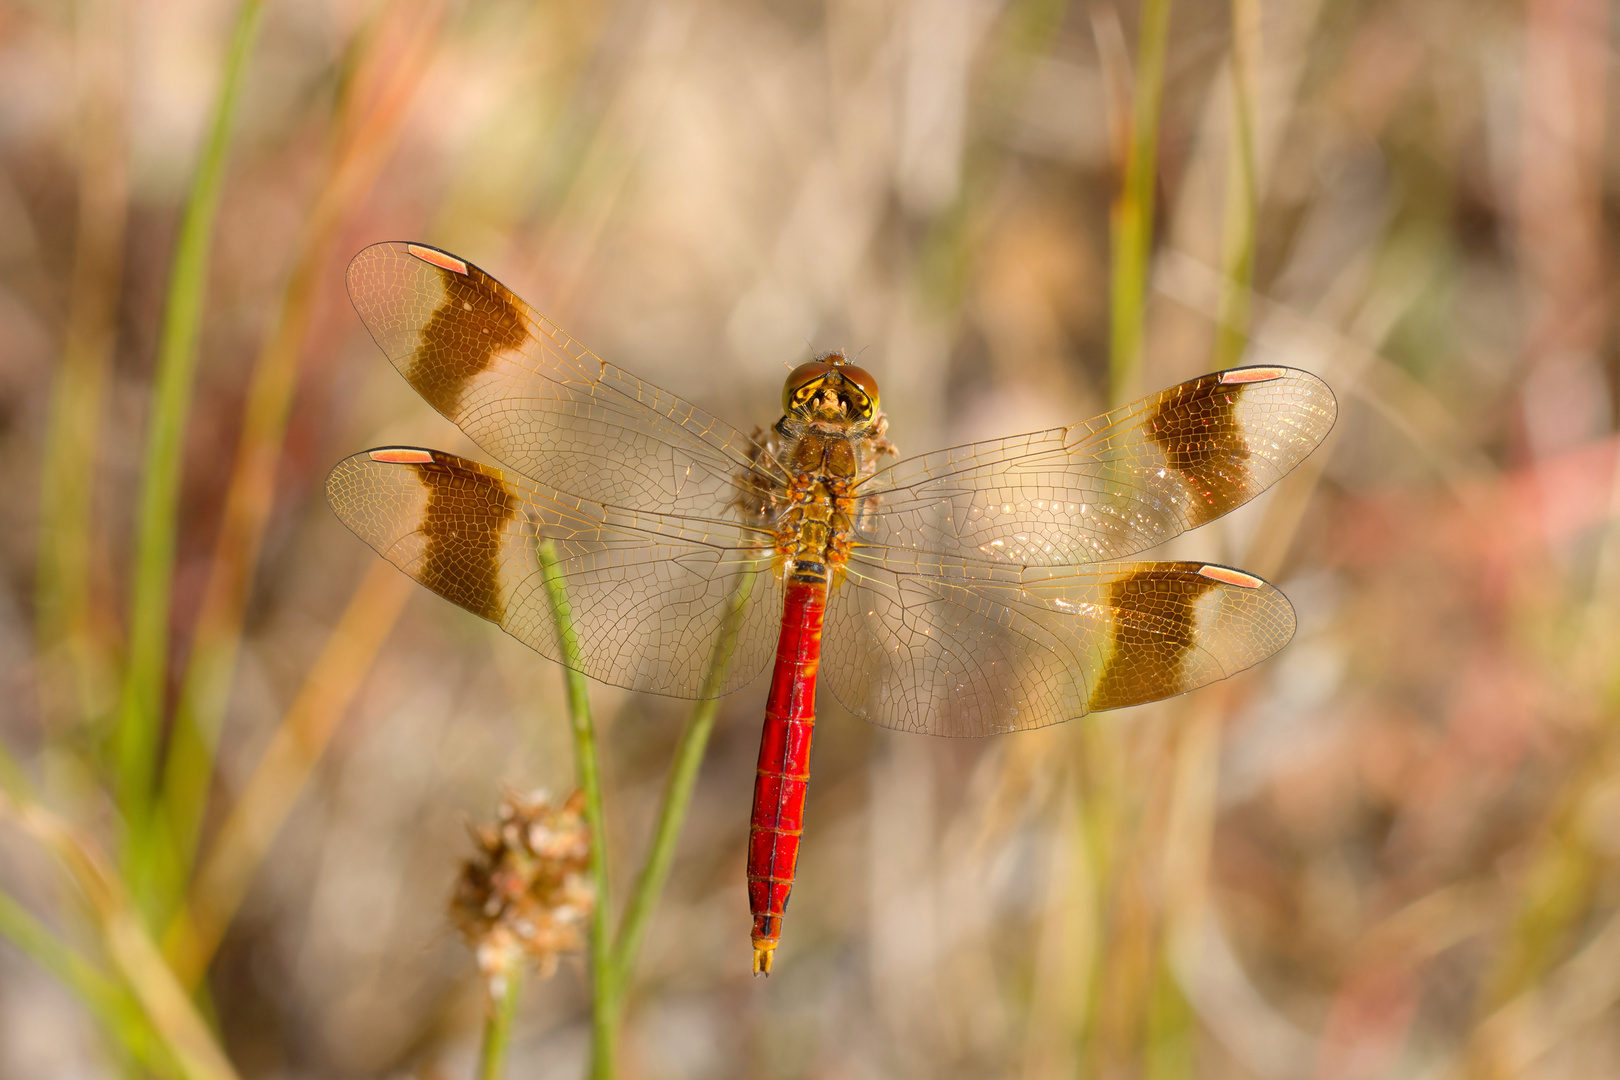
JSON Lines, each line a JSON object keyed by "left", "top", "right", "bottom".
{"left": 782, "top": 350, "right": 881, "bottom": 427}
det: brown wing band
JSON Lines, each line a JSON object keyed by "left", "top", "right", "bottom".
{"left": 411, "top": 454, "right": 515, "bottom": 622}
{"left": 406, "top": 261, "right": 530, "bottom": 417}
{"left": 1145, "top": 374, "right": 1252, "bottom": 527}
{"left": 1087, "top": 566, "right": 1220, "bottom": 712}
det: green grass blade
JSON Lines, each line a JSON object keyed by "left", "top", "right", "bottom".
{"left": 1107, "top": 0, "right": 1173, "bottom": 405}
{"left": 611, "top": 568, "right": 760, "bottom": 996}
{"left": 536, "top": 540, "right": 614, "bottom": 1080}
{"left": 113, "top": 0, "right": 264, "bottom": 863}
{"left": 1213, "top": 0, "right": 1260, "bottom": 370}
{"left": 1, "top": 792, "right": 242, "bottom": 1080}
{"left": 0, "top": 887, "right": 182, "bottom": 1078}
{"left": 476, "top": 958, "right": 523, "bottom": 1080}
{"left": 0, "top": 886, "right": 118, "bottom": 1010}
{"left": 153, "top": 10, "right": 439, "bottom": 929}
{"left": 1088, "top": 6, "right": 1176, "bottom": 1063}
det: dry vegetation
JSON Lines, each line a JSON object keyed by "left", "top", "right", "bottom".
{"left": 1, "top": 0, "right": 1617, "bottom": 1077}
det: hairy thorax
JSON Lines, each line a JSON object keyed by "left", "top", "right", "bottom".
{"left": 741, "top": 412, "right": 894, "bottom": 583}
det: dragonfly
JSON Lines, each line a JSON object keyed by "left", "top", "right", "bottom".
{"left": 327, "top": 242, "right": 1337, "bottom": 975}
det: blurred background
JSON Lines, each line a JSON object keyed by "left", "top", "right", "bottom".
{"left": 1, "top": 0, "right": 1617, "bottom": 1077}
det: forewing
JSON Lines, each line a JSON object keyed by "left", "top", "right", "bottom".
{"left": 821, "top": 550, "right": 1295, "bottom": 736}
{"left": 345, "top": 242, "right": 788, "bottom": 514}
{"left": 327, "top": 448, "right": 781, "bottom": 699}
{"left": 854, "top": 367, "right": 1336, "bottom": 565}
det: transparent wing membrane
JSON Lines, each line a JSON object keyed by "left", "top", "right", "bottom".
{"left": 346, "top": 242, "right": 788, "bottom": 517}
{"left": 327, "top": 449, "right": 780, "bottom": 698}
{"left": 822, "top": 556, "right": 1296, "bottom": 737}
{"left": 852, "top": 367, "right": 1336, "bottom": 566}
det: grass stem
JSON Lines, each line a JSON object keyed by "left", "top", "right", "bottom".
{"left": 0, "top": 791, "right": 241, "bottom": 1080}
{"left": 1097, "top": 7, "right": 1175, "bottom": 1050}
{"left": 0, "top": 887, "right": 180, "bottom": 1077}
{"left": 532, "top": 548, "right": 759, "bottom": 1072}
{"left": 154, "top": 4, "right": 441, "bottom": 928}
{"left": 1107, "top": 0, "right": 1172, "bottom": 405}
{"left": 476, "top": 958, "right": 524, "bottom": 1080}
{"left": 1140, "top": 8, "right": 1262, "bottom": 1065}
{"left": 611, "top": 569, "right": 757, "bottom": 996}
{"left": 1213, "top": 0, "right": 1260, "bottom": 370}
{"left": 536, "top": 540, "right": 614, "bottom": 1080}
{"left": 113, "top": 0, "right": 262, "bottom": 878}
{"left": 609, "top": 701, "right": 718, "bottom": 995}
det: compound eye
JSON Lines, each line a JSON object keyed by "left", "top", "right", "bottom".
{"left": 838, "top": 364, "right": 880, "bottom": 417}
{"left": 783, "top": 361, "right": 834, "bottom": 413}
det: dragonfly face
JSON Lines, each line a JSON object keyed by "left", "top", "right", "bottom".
{"left": 328, "top": 242, "right": 1337, "bottom": 973}
{"left": 782, "top": 353, "right": 881, "bottom": 426}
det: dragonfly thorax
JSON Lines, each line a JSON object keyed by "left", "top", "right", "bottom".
{"left": 750, "top": 398, "right": 895, "bottom": 583}
{"left": 769, "top": 429, "right": 863, "bottom": 581}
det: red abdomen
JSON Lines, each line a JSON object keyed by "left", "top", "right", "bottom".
{"left": 748, "top": 573, "right": 826, "bottom": 975}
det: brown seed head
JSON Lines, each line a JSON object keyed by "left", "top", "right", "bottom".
{"left": 451, "top": 788, "right": 593, "bottom": 990}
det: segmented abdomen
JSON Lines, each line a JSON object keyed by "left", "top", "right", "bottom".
{"left": 747, "top": 573, "right": 826, "bottom": 974}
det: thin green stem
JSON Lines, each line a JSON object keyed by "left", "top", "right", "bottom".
{"left": 1213, "top": 0, "right": 1259, "bottom": 370}
{"left": 1107, "top": 0, "right": 1173, "bottom": 406}
{"left": 611, "top": 569, "right": 759, "bottom": 996}
{"left": 154, "top": 14, "right": 434, "bottom": 929}
{"left": 1, "top": 791, "right": 241, "bottom": 1080}
{"left": 608, "top": 702, "right": 718, "bottom": 994}
{"left": 0, "top": 886, "right": 116, "bottom": 1010}
{"left": 476, "top": 958, "right": 524, "bottom": 1080}
{"left": 1075, "top": 715, "right": 1126, "bottom": 1063}
{"left": 571, "top": 665, "right": 614, "bottom": 1080}
{"left": 0, "top": 887, "right": 179, "bottom": 1077}
{"left": 536, "top": 540, "right": 614, "bottom": 1080}
{"left": 1143, "top": 944, "right": 1196, "bottom": 1079}
{"left": 114, "top": 0, "right": 263, "bottom": 873}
